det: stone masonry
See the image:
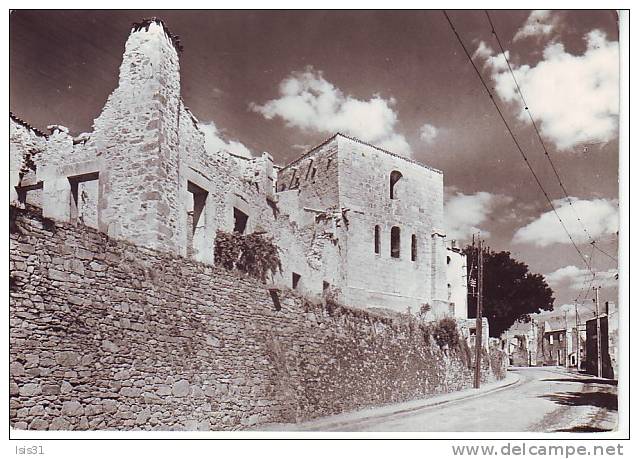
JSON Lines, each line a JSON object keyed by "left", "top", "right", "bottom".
{"left": 8, "top": 18, "right": 491, "bottom": 431}
{"left": 9, "top": 18, "right": 465, "bottom": 317}
{"left": 10, "top": 207, "right": 506, "bottom": 430}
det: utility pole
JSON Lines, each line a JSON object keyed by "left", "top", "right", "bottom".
{"left": 564, "top": 310, "right": 569, "bottom": 368}
{"left": 594, "top": 286, "right": 602, "bottom": 378}
{"left": 575, "top": 302, "right": 580, "bottom": 371}
{"left": 474, "top": 237, "right": 483, "bottom": 389}
{"left": 530, "top": 319, "right": 535, "bottom": 366}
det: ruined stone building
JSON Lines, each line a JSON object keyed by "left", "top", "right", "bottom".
{"left": 585, "top": 302, "right": 618, "bottom": 379}
{"left": 538, "top": 317, "right": 570, "bottom": 367}
{"left": 446, "top": 242, "right": 468, "bottom": 319}
{"left": 10, "top": 19, "right": 465, "bottom": 319}
{"left": 501, "top": 320, "right": 539, "bottom": 367}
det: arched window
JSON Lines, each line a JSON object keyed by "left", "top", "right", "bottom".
{"left": 390, "top": 170, "right": 403, "bottom": 199}
{"left": 411, "top": 234, "right": 417, "bottom": 261}
{"left": 390, "top": 226, "right": 400, "bottom": 258}
{"left": 374, "top": 225, "right": 381, "bottom": 254}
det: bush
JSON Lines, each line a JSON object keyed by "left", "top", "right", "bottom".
{"left": 214, "top": 230, "right": 282, "bottom": 282}
{"left": 431, "top": 317, "right": 460, "bottom": 350}
{"left": 489, "top": 348, "right": 508, "bottom": 380}
{"left": 458, "top": 335, "right": 473, "bottom": 368}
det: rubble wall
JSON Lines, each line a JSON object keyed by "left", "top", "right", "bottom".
{"left": 10, "top": 207, "right": 505, "bottom": 431}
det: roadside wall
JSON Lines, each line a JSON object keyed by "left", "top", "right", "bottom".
{"left": 10, "top": 207, "right": 506, "bottom": 431}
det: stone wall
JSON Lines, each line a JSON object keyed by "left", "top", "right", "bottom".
{"left": 10, "top": 19, "right": 455, "bottom": 319}
{"left": 336, "top": 135, "right": 447, "bottom": 315}
{"left": 69, "top": 21, "right": 182, "bottom": 251}
{"left": 273, "top": 134, "right": 451, "bottom": 315}
{"left": 9, "top": 115, "right": 47, "bottom": 206}
{"left": 272, "top": 136, "right": 346, "bottom": 295}
{"left": 276, "top": 136, "right": 340, "bottom": 212}
{"left": 446, "top": 247, "right": 468, "bottom": 319}
{"left": 10, "top": 207, "right": 506, "bottom": 431}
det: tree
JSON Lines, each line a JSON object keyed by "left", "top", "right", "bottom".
{"left": 464, "top": 247, "right": 554, "bottom": 337}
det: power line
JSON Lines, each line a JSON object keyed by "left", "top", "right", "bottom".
{"left": 574, "top": 243, "right": 617, "bottom": 318}
{"left": 575, "top": 244, "right": 597, "bottom": 305}
{"left": 593, "top": 233, "right": 619, "bottom": 244}
{"left": 590, "top": 241, "right": 618, "bottom": 263}
{"left": 484, "top": 10, "right": 618, "bottom": 266}
{"left": 442, "top": 10, "right": 593, "bottom": 274}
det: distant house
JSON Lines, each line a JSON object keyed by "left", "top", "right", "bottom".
{"left": 537, "top": 317, "right": 572, "bottom": 367}
{"left": 568, "top": 326, "right": 586, "bottom": 369}
{"left": 608, "top": 302, "right": 619, "bottom": 377}
{"left": 501, "top": 320, "right": 538, "bottom": 367}
{"left": 459, "top": 317, "right": 490, "bottom": 351}
{"left": 446, "top": 241, "right": 468, "bottom": 320}
{"left": 585, "top": 302, "right": 618, "bottom": 379}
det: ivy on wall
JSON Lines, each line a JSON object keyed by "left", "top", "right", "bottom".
{"left": 214, "top": 230, "right": 282, "bottom": 283}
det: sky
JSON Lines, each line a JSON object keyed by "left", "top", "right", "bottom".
{"left": 9, "top": 10, "right": 620, "bottom": 319}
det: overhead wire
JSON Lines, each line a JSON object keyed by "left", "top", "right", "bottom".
{"left": 484, "top": 10, "right": 618, "bottom": 266}
{"left": 575, "top": 244, "right": 597, "bottom": 306}
{"left": 442, "top": 10, "right": 594, "bottom": 274}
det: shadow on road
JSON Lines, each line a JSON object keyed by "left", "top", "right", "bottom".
{"left": 542, "top": 378, "right": 618, "bottom": 386}
{"left": 554, "top": 425, "right": 613, "bottom": 433}
{"left": 540, "top": 391, "right": 618, "bottom": 411}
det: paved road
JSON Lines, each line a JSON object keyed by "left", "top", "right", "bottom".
{"left": 332, "top": 367, "right": 618, "bottom": 432}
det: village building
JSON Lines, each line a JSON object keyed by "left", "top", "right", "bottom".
{"left": 446, "top": 242, "right": 468, "bottom": 319}
{"left": 10, "top": 18, "right": 465, "bottom": 320}
{"left": 501, "top": 320, "right": 538, "bottom": 367}
{"left": 585, "top": 302, "right": 618, "bottom": 379}
{"left": 568, "top": 325, "right": 586, "bottom": 369}
{"left": 537, "top": 317, "right": 572, "bottom": 367}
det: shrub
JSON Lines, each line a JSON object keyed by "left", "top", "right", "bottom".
{"left": 489, "top": 348, "right": 508, "bottom": 380}
{"left": 214, "top": 230, "right": 282, "bottom": 282}
{"left": 458, "top": 335, "right": 473, "bottom": 368}
{"left": 214, "top": 231, "right": 242, "bottom": 270}
{"left": 431, "top": 317, "right": 460, "bottom": 349}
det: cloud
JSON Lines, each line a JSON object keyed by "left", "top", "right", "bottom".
{"left": 250, "top": 66, "right": 412, "bottom": 157}
{"left": 513, "top": 10, "right": 560, "bottom": 42}
{"left": 555, "top": 303, "right": 575, "bottom": 313}
{"left": 474, "top": 41, "right": 510, "bottom": 72}
{"left": 199, "top": 121, "right": 253, "bottom": 158}
{"left": 472, "top": 40, "right": 494, "bottom": 60}
{"left": 513, "top": 197, "right": 618, "bottom": 247}
{"left": 545, "top": 265, "right": 618, "bottom": 290}
{"left": 419, "top": 123, "right": 439, "bottom": 143}
{"left": 477, "top": 29, "right": 619, "bottom": 151}
{"left": 444, "top": 190, "right": 513, "bottom": 241}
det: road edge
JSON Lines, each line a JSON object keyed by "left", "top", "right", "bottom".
{"left": 262, "top": 371, "right": 522, "bottom": 432}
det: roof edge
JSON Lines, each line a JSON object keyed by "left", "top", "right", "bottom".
{"left": 278, "top": 132, "right": 442, "bottom": 175}
{"left": 278, "top": 133, "right": 340, "bottom": 172}
{"left": 336, "top": 133, "right": 443, "bottom": 174}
